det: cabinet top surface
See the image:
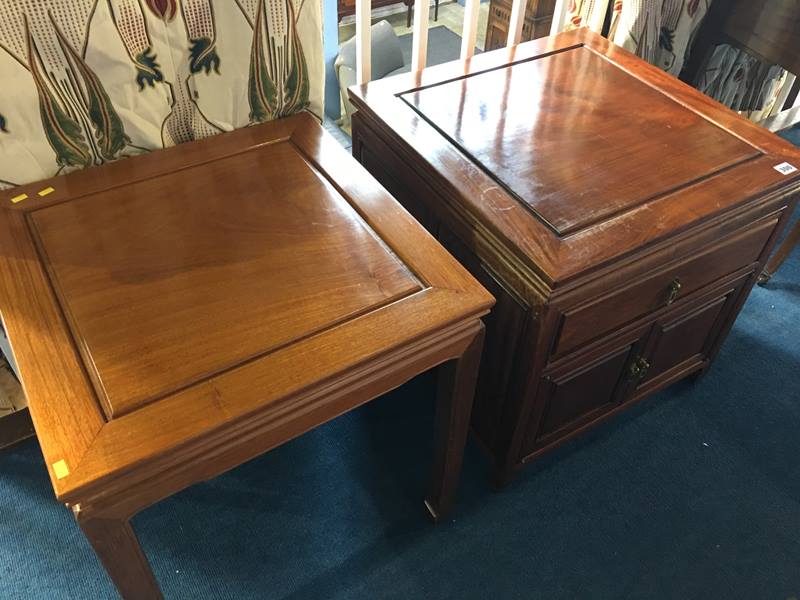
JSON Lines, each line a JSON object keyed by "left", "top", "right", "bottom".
{"left": 0, "top": 113, "right": 492, "bottom": 500}
{"left": 402, "top": 45, "right": 757, "bottom": 235}
{"left": 350, "top": 29, "right": 800, "bottom": 284}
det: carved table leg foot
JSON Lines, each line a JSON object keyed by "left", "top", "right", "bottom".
{"left": 425, "top": 323, "right": 485, "bottom": 523}
{"left": 75, "top": 508, "right": 163, "bottom": 600}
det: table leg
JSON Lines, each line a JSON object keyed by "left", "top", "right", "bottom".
{"left": 425, "top": 322, "right": 485, "bottom": 522}
{"left": 759, "top": 219, "right": 800, "bottom": 284}
{"left": 75, "top": 509, "right": 163, "bottom": 600}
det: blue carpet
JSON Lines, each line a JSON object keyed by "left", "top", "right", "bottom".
{"left": 398, "top": 26, "right": 480, "bottom": 70}
{"left": 2, "top": 196, "right": 799, "bottom": 598}
{"left": 779, "top": 125, "right": 800, "bottom": 147}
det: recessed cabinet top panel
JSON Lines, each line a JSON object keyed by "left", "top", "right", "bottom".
{"left": 29, "top": 139, "right": 421, "bottom": 417}
{"left": 401, "top": 45, "right": 759, "bottom": 235}
{"left": 351, "top": 29, "right": 800, "bottom": 283}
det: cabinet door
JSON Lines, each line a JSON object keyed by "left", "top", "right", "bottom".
{"left": 524, "top": 337, "right": 643, "bottom": 451}
{"left": 632, "top": 278, "right": 747, "bottom": 397}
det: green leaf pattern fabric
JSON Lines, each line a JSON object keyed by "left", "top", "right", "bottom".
{"left": 0, "top": 0, "right": 323, "bottom": 189}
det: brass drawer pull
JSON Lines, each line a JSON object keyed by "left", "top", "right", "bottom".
{"left": 628, "top": 357, "right": 650, "bottom": 381}
{"left": 666, "top": 278, "right": 682, "bottom": 305}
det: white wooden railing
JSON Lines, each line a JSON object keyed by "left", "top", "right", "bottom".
{"left": 352, "top": 0, "right": 800, "bottom": 133}
{"left": 355, "top": 0, "right": 573, "bottom": 84}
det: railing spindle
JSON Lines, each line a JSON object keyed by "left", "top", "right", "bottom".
{"left": 587, "top": 1, "right": 606, "bottom": 32}
{"left": 549, "top": 0, "right": 569, "bottom": 36}
{"left": 769, "top": 73, "right": 797, "bottom": 116}
{"left": 411, "top": 0, "right": 430, "bottom": 70}
{"left": 356, "top": 0, "right": 372, "bottom": 84}
{"left": 460, "top": 0, "right": 481, "bottom": 60}
{"left": 506, "top": 0, "right": 526, "bottom": 47}
{"left": 793, "top": 79, "right": 800, "bottom": 108}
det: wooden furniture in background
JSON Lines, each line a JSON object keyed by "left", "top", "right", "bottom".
{"left": 0, "top": 113, "right": 492, "bottom": 599}
{"left": 485, "top": 0, "right": 555, "bottom": 50}
{"left": 681, "top": 0, "right": 800, "bottom": 283}
{"left": 339, "top": 0, "right": 438, "bottom": 28}
{"left": 684, "top": 0, "right": 800, "bottom": 82}
{"left": 350, "top": 28, "right": 800, "bottom": 484}
{"left": 683, "top": 0, "right": 800, "bottom": 117}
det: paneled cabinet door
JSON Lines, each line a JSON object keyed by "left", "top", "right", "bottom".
{"left": 632, "top": 277, "right": 750, "bottom": 397}
{"left": 524, "top": 337, "right": 644, "bottom": 452}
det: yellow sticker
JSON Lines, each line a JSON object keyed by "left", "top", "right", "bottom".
{"left": 38, "top": 186, "right": 55, "bottom": 197}
{"left": 10, "top": 193, "right": 28, "bottom": 204}
{"left": 53, "top": 459, "right": 70, "bottom": 479}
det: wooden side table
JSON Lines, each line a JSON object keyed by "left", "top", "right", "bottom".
{"left": 0, "top": 113, "right": 493, "bottom": 599}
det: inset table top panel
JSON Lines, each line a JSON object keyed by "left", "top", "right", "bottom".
{"left": 0, "top": 114, "right": 492, "bottom": 501}
{"left": 401, "top": 45, "right": 759, "bottom": 235}
{"left": 30, "top": 140, "right": 421, "bottom": 417}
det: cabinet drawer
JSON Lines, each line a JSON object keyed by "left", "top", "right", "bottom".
{"left": 554, "top": 215, "right": 779, "bottom": 356}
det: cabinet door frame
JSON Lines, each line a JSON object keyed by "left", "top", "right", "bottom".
{"left": 630, "top": 270, "right": 753, "bottom": 401}
{"left": 522, "top": 325, "right": 650, "bottom": 455}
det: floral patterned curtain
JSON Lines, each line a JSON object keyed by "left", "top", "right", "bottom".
{"left": 695, "top": 44, "right": 788, "bottom": 120}
{"left": 563, "top": 0, "right": 712, "bottom": 77}
{"left": 0, "top": 0, "right": 324, "bottom": 189}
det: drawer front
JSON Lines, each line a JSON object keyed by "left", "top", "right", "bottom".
{"left": 554, "top": 215, "right": 779, "bottom": 357}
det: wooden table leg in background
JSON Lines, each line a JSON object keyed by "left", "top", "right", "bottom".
{"left": 425, "top": 323, "right": 485, "bottom": 522}
{"left": 75, "top": 508, "right": 163, "bottom": 600}
{"left": 759, "top": 220, "right": 800, "bottom": 284}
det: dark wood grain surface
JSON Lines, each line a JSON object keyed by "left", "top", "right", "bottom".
{"left": 350, "top": 28, "right": 800, "bottom": 288}
{"left": 350, "top": 28, "right": 800, "bottom": 484}
{"left": 402, "top": 45, "right": 758, "bottom": 235}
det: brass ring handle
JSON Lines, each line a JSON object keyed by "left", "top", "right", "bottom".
{"left": 666, "top": 278, "right": 682, "bottom": 305}
{"left": 628, "top": 357, "right": 651, "bottom": 381}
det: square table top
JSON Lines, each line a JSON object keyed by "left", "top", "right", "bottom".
{"left": 0, "top": 113, "right": 492, "bottom": 502}
{"left": 350, "top": 28, "right": 800, "bottom": 287}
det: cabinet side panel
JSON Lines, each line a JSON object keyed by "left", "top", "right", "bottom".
{"left": 353, "top": 112, "right": 531, "bottom": 454}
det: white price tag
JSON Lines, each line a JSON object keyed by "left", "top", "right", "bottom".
{"left": 773, "top": 162, "right": 798, "bottom": 175}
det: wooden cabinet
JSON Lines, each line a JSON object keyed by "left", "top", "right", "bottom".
{"left": 485, "top": 0, "right": 555, "bottom": 51}
{"left": 349, "top": 29, "right": 800, "bottom": 484}
{"left": 523, "top": 272, "right": 752, "bottom": 456}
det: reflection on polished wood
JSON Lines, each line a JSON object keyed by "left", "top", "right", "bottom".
{"left": 350, "top": 28, "right": 800, "bottom": 484}
{"left": 401, "top": 45, "right": 758, "bottom": 235}
{"left": 0, "top": 113, "right": 493, "bottom": 599}
{"left": 31, "top": 139, "right": 421, "bottom": 416}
